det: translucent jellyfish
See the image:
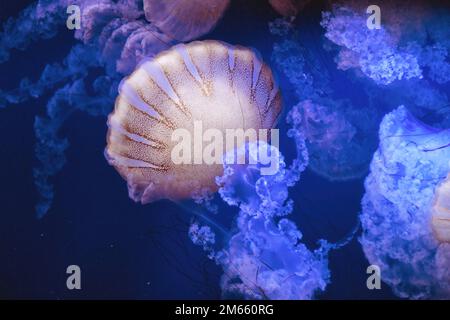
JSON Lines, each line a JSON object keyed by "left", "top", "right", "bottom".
{"left": 321, "top": 1, "right": 450, "bottom": 86}
{"left": 1, "top": 0, "right": 231, "bottom": 217}
{"left": 431, "top": 174, "right": 450, "bottom": 243}
{"left": 143, "top": 0, "right": 230, "bottom": 41}
{"left": 270, "top": 10, "right": 450, "bottom": 182}
{"left": 188, "top": 114, "right": 357, "bottom": 299}
{"left": 105, "top": 40, "right": 282, "bottom": 204}
{"left": 76, "top": 0, "right": 174, "bottom": 75}
{"left": 321, "top": 6, "right": 422, "bottom": 85}
{"left": 360, "top": 106, "right": 450, "bottom": 299}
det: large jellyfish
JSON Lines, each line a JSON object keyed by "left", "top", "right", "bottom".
{"left": 360, "top": 106, "right": 450, "bottom": 299}
{"left": 105, "top": 40, "right": 282, "bottom": 203}
{"left": 269, "top": 1, "right": 450, "bottom": 181}
{"left": 0, "top": 0, "right": 229, "bottom": 217}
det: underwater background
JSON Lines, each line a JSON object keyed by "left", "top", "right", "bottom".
{"left": 0, "top": 0, "right": 449, "bottom": 299}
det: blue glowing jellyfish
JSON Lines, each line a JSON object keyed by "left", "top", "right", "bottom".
{"left": 320, "top": 4, "right": 422, "bottom": 85}
{"left": 101, "top": 35, "right": 341, "bottom": 299}
{"left": 270, "top": 18, "right": 381, "bottom": 180}
{"left": 270, "top": 3, "right": 450, "bottom": 181}
{"left": 321, "top": 1, "right": 450, "bottom": 86}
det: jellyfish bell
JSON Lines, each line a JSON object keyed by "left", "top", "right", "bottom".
{"left": 143, "top": 0, "right": 230, "bottom": 42}
{"left": 431, "top": 173, "right": 450, "bottom": 243}
{"left": 105, "top": 40, "right": 282, "bottom": 204}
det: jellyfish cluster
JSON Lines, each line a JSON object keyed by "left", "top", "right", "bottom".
{"left": 1, "top": 0, "right": 450, "bottom": 300}
{"left": 321, "top": 1, "right": 450, "bottom": 86}
{"left": 104, "top": 36, "right": 345, "bottom": 299}
{"left": 321, "top": 4, "right": 423, "bottom": 85}
{"left": 0, "top": 0, "right": 230, "bottom": 217}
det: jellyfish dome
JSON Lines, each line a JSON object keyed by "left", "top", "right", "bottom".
{"left": 360, "top": 106, "right": 450, "bottom": 299}
{"left": 268, "top": 0, "right": 311, "bottom": 17}
{"left": 143, "top": 0, "right": 230, "bottom": 42}
{"left": 105, "top": 40, "right": 282, "bottom": 204}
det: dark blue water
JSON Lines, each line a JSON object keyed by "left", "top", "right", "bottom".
{"left": 0, "top": 0, "right": 400, "bottom": 299}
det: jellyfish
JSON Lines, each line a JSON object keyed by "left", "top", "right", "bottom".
{"left": 105, "top": 40, "right": 282, "bottom": 204}
{"left": 0, "top": 0, "right": 231, "bottom": 217}
{"left": 269, "top": 4, "right": 450, "bottom": 182}
{"left": 187, "top": 109, "right": 358, "bottom": 299}
{"left": 143, "top": 0, "right": 230, "bottom": 42}
{"left": 431, "top": 174, "right": 450, "bottom": 243}
{"left": 188, "top": 140, "right": 334, "bottom": 299}
{"left": 289, "top": 99, "right": 379, "bottom": 180}
{"left": 360, "top": 105, "right": 450, "bottom": 299}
